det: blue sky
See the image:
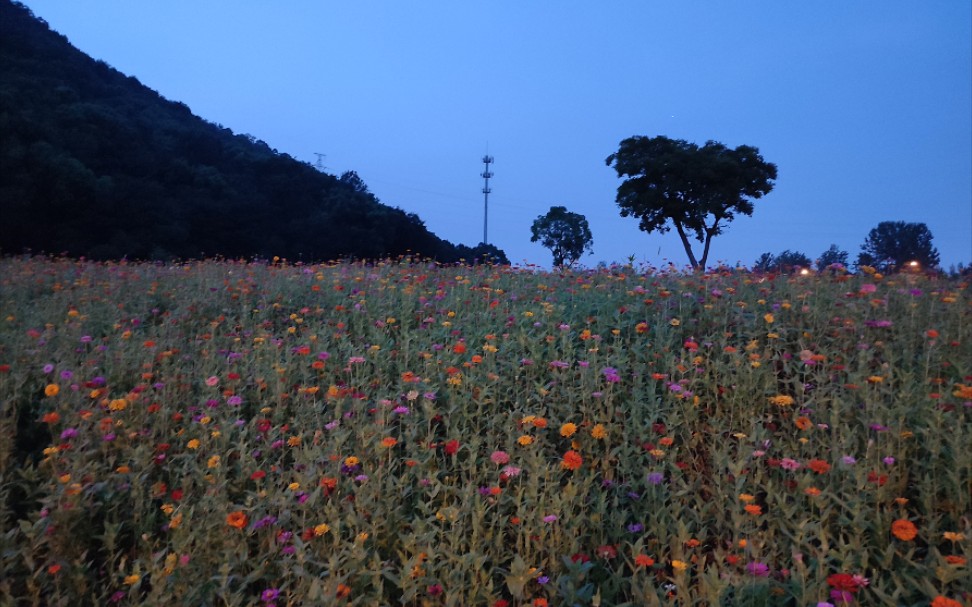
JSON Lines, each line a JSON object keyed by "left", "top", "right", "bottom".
{"left": 22, "top": 1, "right": 972, "bottom": 269}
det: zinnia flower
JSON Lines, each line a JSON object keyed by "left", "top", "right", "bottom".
{"left": 561, "top": 450, "right": 583, "bottom": 471}
{"left": 891, "top": 519, "right": 918, "bottom": 541}
{"left": 226, "top": 511, "right": 248, "bottom": 529}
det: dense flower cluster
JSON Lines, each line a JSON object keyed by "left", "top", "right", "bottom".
{"left": 0, "top": 257, "right": 968, "bottom": 605}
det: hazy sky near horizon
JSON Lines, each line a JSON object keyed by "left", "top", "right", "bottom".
{"left": 21, "top": 1, "right": 972, "bottom": 269}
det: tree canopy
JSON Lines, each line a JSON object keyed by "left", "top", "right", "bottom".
{"left": 605, "top": 135, "right": 777, "bottom": 270}
{"left": 857, "top": 221, "right": 940, "bottom": 272}
{"left": 530, "top": 206, "right": 593, "bottom": 267}
{"left": 753, "top": 250, "right": 812, "bottom": 273}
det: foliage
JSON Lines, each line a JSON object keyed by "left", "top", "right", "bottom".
{"left": 753, "top": 250, "right": 812, "bottom": 273}
{"left": 530, "top": 206, "right": 594, "bottom": 267}
{"left": 817, "top": 244, "right": 849, "bottom": 272}
{"left": 0, "top": 1, "right": 498, "bottom": 264}
{"left": 605, "top": 135, "right": 777, "bottom": 271}
{"left": 1, "top": 256, "right": 969, "bottom": 606}
{"left": 857, "top": 221, "right": 941, "bottom": 273}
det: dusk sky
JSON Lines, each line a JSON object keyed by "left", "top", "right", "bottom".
{"left": 22, "top": 1, "right": 972, "bottom": 269}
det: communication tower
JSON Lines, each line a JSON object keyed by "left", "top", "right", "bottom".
{"left": 481, "top": 155, "right": 493, "bottom": 244}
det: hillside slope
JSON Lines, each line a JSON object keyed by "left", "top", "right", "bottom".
{"left": 0, "top": 0, "right": 505, "bottom": 263}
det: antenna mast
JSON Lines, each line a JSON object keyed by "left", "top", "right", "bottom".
{"left": 481, "top": 154, "right": 493, "bottom": 244}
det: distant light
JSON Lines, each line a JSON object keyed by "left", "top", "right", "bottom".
{"left": 907, "top": 260, "right": 920, "bottom": 268}
{"left": 799, "top": 268, "right": 810, "bottom": 276}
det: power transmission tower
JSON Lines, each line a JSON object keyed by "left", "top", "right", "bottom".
{"left": 314, "top": 153, "right": 326, "bottom": 171}
{"left": 481, "top": 155, "right": 493, "bottom": 244}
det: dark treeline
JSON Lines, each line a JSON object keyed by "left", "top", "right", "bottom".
{"left": 0, "top": 1, "right": 507, "bottom": 264}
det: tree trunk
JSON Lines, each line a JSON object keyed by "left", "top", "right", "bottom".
{"left": 699, "top": 227, "right": 716, "bottom": 270}
{"left": 673, "top": 221, "right": 700, "bottom": 270}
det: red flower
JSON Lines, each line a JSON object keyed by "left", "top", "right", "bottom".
{"left": 444, "top": 439, "right": 460, "bottom": 455}
{"left": 826, "top": 573, "right": 860, "bottom": 594}
{"left": 596, "top": 544, "right": 617, "bottom": 559}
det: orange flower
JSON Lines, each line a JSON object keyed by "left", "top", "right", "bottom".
{"left": 891, "top": 518, "right": 918, "bottom": 541}
{"left": 635, "top": 554, "right": 655, "bottom": 567}
{"left": 561, "top": 450, "right": 583, "bottom": 471}
{"left": 794, "top": 416, "right": 812, "bottom": 430}
{"left": 336, "top": 583, "right": 351, "bottom": 599}
{"left": 44, "top": 383, "right": 59, "bottom": 397}
{"left": 744, "top": 504, "right": 762, "bottom": 516}
{"left": 42, "top": 411, "right": 60, "bottom": 424}
{"left": 943, "top": 555, "right": 966, "bottom": 566}
{"left": 226, "top": 511, "right": 248, "bottom": 529}
{"left": 381, "top": 437, "right": 398, "bottom": 448}
{"left": 807, "top": 459, "right": 831, "bottom": 474}
{"left": 931, "top": 597, "right": 962, "bottom": 607}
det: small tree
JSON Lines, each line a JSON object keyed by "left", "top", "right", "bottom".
{"left": 530, "top": 206, "right": 593, "bottom": 267}
{"left": 857, "top": 221, "right": 940, "bottom": 272}
{"left": 606, "top": 135, "right": 777, "bottom": 270}
{"left": 816, "top": 244, "right": 849, "bottom": 271}
{"left": 752, "top": 250, "right": 811, "bottom": 273}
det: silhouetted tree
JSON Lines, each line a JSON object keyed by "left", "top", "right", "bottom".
{"left": 857, "top": 221, "right": 940, "bottom": 272}
{"left": 816, "top": 244, "right": 849, "bottom": 271}
{"left": 605, "top": 135, "right": 777, "bottom": 270}
{"left": 752, "top": 250, "right": 811, "bottom": 273}
{"left": 530, "top": 206, "right": 593, "bottom": 267}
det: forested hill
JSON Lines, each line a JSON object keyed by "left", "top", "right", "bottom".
{"left": 0, "top": 1, "right": 506, "bottom": 263}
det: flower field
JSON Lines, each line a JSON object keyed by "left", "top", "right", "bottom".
{"left": 0, "top": 257, "right": 969, "bottom": 606}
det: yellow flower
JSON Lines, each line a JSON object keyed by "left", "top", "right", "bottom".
{"left": 207, "top": 455, "right": 220, "bottom": 468}
{"left": 109, "top": 398, "right": 128, "bottom": 411}
{"left": 517, "top": 435, "right": 534, "bottom": 446}
{"left": 763, "top": 313, "right": 774, "bottom": 324}
{"left": 123, "top": 574, "right": 140, "bottom": 585}
{"left": 560, "top": 423, "right": 578, "bottom": 438}
{"left": 943, "top": 531, "right": 964, "bottom": 542}
{"left": 186, "top": 439, "right": 200, "bottom": 450}
{"left": 738, "top": 493, "right": 756, "bottom": 503}
{"left": 288, "top": 482, "right": 300, "bottom": 491}
{"left": 867, "top": 375, "right": 884, "bottom": 384}
{"left": 591, "top": 424, "right": 607, "bottom": 440}
{"left": 344, "top": 456, "right": 359, "bottom": 466}
{"left": 671, "top": 560, "right": 688, "bottom": 572}
{"left": 768, "top": 395, "right": 794, "bottom": 407}
{"left": 160, "top": 503, "right": 174, "bottom": 515}
{"left": 314, "top": 523, "right": 330, "bottom": 536}
{"left": 287, "top": 436, "right": 301, "bottom": 447}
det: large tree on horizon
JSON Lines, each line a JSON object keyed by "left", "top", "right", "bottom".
{"left": 606, "top": 135, "right": 777, "bottom": 270}
{"left": 857, "top": 221, "right": 940, "bottom": 272}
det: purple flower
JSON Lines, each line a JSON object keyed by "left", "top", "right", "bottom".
{"left": 647, "top": 472, "right": 664, "bottom": 485}
{"left": 261, "top": 588, "right": 280, "bottom": 602}
{"left": 43, "top": 364, "right": 55, "bottom": 374}
{"left": 227, "top": 395, "right": 243, "bottom": 406}
{"left": 746, "top": 561, "right": 770, "bottom": 577}
{"left": 60, "top": 428, "right": 78, "bottom": 440}
{"left": 627, "top": 523, "right": 644, "bottom": 533}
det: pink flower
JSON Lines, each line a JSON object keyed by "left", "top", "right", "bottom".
{"left": 780, "top": 458, "right": 801, "bottom": 471}
{"left": 490, "top": 450, "right": 510, "bottom": 465}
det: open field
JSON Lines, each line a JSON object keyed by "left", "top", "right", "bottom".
{"left": 0, "top": 257, "right": 969, "bottom": 606}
